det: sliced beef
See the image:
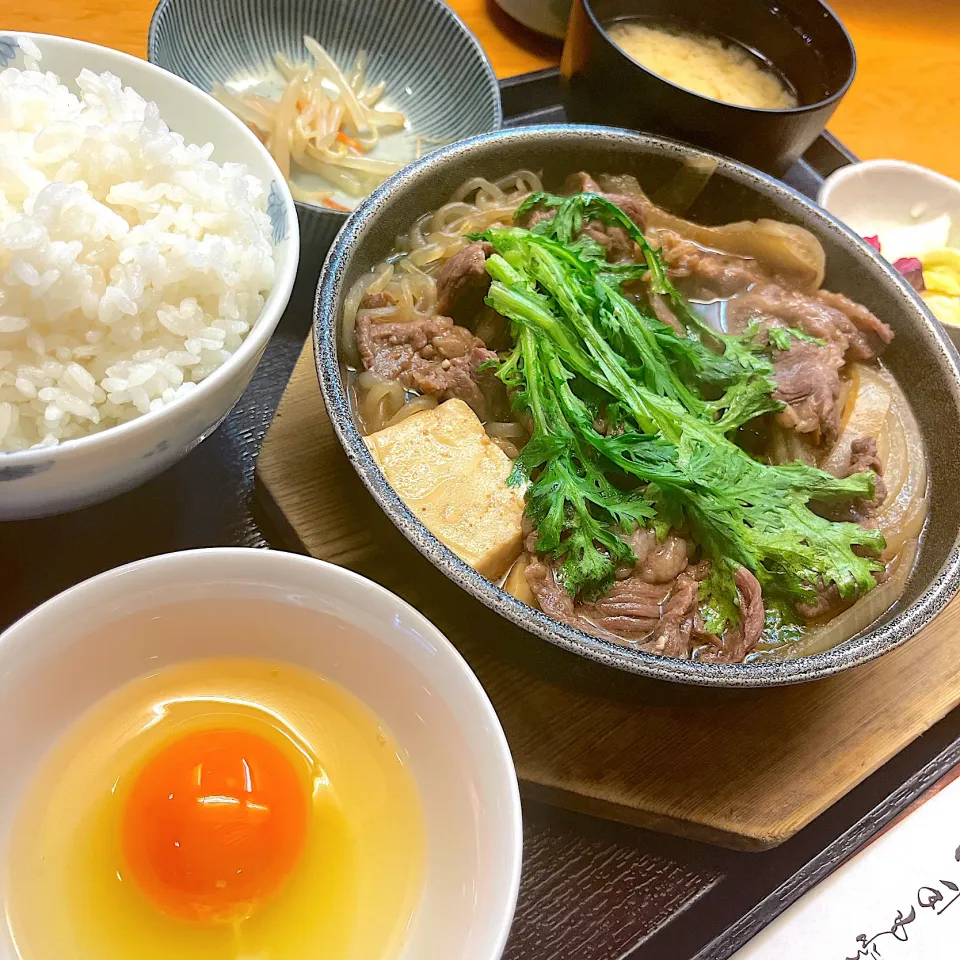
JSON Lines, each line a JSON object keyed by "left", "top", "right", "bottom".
{"left": 649, "top": 292, "right": 684, "bottom": 334}
{"left": 358, "top": 290, "right": 396, "bottom": 310}
{"left": 524, "top": 552, "right": 579, "bottom": 625}
{"left": 517, "top": 205, "right": 557, "bottom": 230}
{"left": 581, "top": 220, "right": 635, "bottom": 262}
{"left": 799, "top": 438, "right": 888, "bottom": 618}
{"left": 713, "top": 568, "right": 766, "bottom": 662}
{"left": 734, "top": 567, "right": 766, "bottom": 655}
{"left": 524, "top": 529, "right": 710, "bottom": 658}
{"left": 658, "top": 243, "right": 893, "bottom": 446}
{"left": 525, "top": 535, "right": 764, "bottom": 663}
{"left": 655, "top": 231, "right": 894, "bottom": 364}
{"left": 726, "top": 284, "right": 891, "bottom": 363}
{"left": 435, "top": 241, "right": 494, "bottom": 325}
{"left": 564, "top": 171, "right": 603, "bottom": 194}
{"left": 815, "top": 434, "right": 888, "bottom": 529}
{"left": 356, "top": 313, "right": 497, "bottom": 418}
{"left": 842, "top": 435, "right": 888, "bottom": 524}
{"left": 516, "top": 171, "right": 646, "bottom": 262}
{"left": 561, "top": 170, "right": 650, "bottom": 231}
{"left": 525, "top": 560, "right": 707, "bottom": 653}
{"left": 638, "top": 571, "right": 705, "bottom": 659}
{"left": 618, "top": 528, "right": 692, "bottom": 583}
{"left": 848, "top": 435, "right": 883, "bottom": 476}
{"left": 796, "top": 583, "right": 847, "bottom": 622}
{"left": 584, "top": 579, "right": 676, "bottom": 643}
{"left": 817, "top": 290, "right": 895, "bottom": 357}
{"left": 770, "top": 338, "right": 847, "bottom": 444}
{"left": 656, "top": 230, "right": 769, "bottom": 298}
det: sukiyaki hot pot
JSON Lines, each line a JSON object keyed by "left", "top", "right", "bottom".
{"left": 314, "top": 125, "right": 960, "bottom": 687}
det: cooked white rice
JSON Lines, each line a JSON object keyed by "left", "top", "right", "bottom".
{"left": 0, "top": 43, "right": 276, "bottom": 451}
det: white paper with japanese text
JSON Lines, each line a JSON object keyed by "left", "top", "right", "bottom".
{"left": 731, "top": 769, "right": 960, "bottom": 959}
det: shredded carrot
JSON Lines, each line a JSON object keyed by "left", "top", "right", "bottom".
{"left": 245, "top": 121, "right": 268, "bottom": 145}
{"left": 336, "top": 131, "right": 364, "bottom": 153}
{"left": 322, "top": 198, "right": 351, "bottom": 211}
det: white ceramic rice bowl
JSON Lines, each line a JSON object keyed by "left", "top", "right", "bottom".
{"left": 0, "top": 547, "right": 522, "bottom": 959}
{"left": 0, "top": 34, "right": 299, "bottom": 519}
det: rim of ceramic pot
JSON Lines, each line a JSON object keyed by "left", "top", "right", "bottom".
{"left": 314, "top": 124, "right": 960, "bottom": 688}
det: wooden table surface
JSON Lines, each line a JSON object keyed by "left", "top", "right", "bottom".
{"left": 9, "top": 0, "right": 960, "bottom": 179}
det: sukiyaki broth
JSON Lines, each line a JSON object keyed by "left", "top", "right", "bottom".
{"left": 342, "top": 169, "right": 928, "bottom": 664}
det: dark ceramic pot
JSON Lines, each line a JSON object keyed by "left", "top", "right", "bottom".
{"left": 560, "top": 0, "right": 856, "bottom": 174}
{"left": 314, "top": 125, "right": 960, "bottom": 689}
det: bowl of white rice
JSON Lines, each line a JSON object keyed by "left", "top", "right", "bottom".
{"left": 0, "top": 33, "right": 299, "bottom": 519}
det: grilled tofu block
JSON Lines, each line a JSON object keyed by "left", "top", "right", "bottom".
{"left": 363, "top": 399, "right": 526, "bottom": 579}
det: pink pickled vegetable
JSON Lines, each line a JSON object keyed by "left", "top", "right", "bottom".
{"left": 864, "top": 235, "right": 882, "bottom": 253}
{"left": 893, "top": 257, "right": 925, "bottom": 292}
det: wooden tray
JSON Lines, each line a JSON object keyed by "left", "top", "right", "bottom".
{"left": 254, "top": 344, "right": 960, "bottom": 852}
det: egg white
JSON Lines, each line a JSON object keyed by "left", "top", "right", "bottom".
{"left": 5, "top": 658, "right": 424, "bottom": 960}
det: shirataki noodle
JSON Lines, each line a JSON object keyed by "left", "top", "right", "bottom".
{"left": 343, "top": 170, "right": 542, "bottom": 387}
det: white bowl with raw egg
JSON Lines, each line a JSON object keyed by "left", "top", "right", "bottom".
{"left": 0, "top": 548, "right": 522, "bottom": 960}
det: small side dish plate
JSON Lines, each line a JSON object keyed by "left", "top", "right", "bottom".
{"left": 148, "top": 0, "right": 503, "bottom": 262}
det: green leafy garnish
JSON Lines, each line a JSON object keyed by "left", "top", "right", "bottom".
{"left": 473, "top": 193, "right": 885, "bottom": 632}
{"left": 767, "top": 326, "right": 827, "bottom": 351}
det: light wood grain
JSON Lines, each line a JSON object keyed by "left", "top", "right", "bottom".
{"left": 255, "top": 345, "right": 960, "bottom": 851}
{"left": 9, "top": 0, "right": 960, "bottom": 178}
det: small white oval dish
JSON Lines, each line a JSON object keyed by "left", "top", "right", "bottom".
{"left": 819, "top": 159, "right": 960, "bottom": 260}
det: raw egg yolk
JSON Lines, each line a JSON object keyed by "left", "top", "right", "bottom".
{"left": 121, "top": 728, "right": 308, "bottom": 924}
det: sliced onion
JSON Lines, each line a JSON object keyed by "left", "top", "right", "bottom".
{"left": 815, "top": 362, "right": 927, "bottom": 561}
{"left": 757, "top": 539, "right": 920, "bottom": 662}
{"left": 821, "top": 364, "right": 892, "bottom": 476}
{"left": 599, "top": 172, "right": 824, "bottom": 290}
{"left": 360, "top": 376, "right": 405, "bottom": 432}
{"left": 653, "top": 214, "right": 826, "bottom": 290}
{"left": 650, "top": 156, "right": 718, "bottom": 214}
{"left": 768, "top": 422, "right": 818, "bottom": 466}
{"left": 874, "top": 367, "right": 928, "bottom": 560}
{"left": 491, "top": 438, "right": 521, "bottom": 459}
{"left": 485, "top": 421, "right": 526, "bottom": 438}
